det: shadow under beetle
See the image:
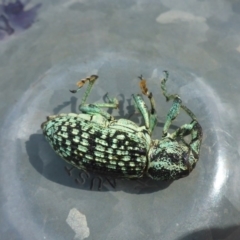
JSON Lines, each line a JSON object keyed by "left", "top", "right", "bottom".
{"left": 41, "top": 71, "right": 202, "bottom": 180}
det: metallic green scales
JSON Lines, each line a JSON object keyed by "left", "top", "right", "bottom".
{"left": 41, "top": 73, "right": 202, "bottom": 180}
{"left": 42, "top": 113, "right": 148, "bottom": 178}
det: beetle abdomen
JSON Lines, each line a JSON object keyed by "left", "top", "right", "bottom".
{"left": 42, "top": 114, "right": 148, "bottom": 178}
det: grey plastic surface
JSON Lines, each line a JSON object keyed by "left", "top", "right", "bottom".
{"left": 1, "top": 0, "right": 240, "bottom": 240}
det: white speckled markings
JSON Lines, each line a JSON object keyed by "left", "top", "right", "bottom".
{"left": 66, "top": 208, "right": 90, "bottom": 240}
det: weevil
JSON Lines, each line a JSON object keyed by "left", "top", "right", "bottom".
{"left": 41, "top": 71, "right": 202, "bottom": 180}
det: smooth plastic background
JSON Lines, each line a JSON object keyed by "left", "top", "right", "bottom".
{"left": 1, "top": 0, "right": 240, "bottom": 239}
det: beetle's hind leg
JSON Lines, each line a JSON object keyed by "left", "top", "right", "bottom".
{"left": 79, "top": 94, "right": 119, "bottom": 121}
{"left": 95, "top": 93, "right": 119, "bottom": 109}
{"left": 70, "top": 75, "right": 99, "bottom": 105}
{"left": 70, "top": 75, "right": 119, "bottom": 120}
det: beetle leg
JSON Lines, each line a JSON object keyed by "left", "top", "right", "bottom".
{"left": 168, "top": 120, "right": 203, "bottom": 167}
{"left": 139, "top": 75, "right": 156, "bottom": 116}
{"left": 79, "top": 97, "right": 119, "bottom": 121}
{"left": 189, "top": 121, "right": 203, "bottom": 158}
{"left": 133, "top": 76, "right": 157, "bottom": 134}
{"left": 132, "top": 94, "right": 158, "bottom": 135}
{"left": 79, "top": 104, "right": 114, "bottom": 121}
{"left": 93, "top": 93, "right": 119, "bottom": 109}
{"left": 162, "top": 96, "right": 182, "bottom": 137}
{"left": 161, "top": 71, "right": 178, "bottom": 101}
{"left": 161, "top": 71, "right": 182, "bottom": 137}
{"left": 132, "top": 94, "right": 150, "bottom": 128}
{"left": 70, "top": 75, "right": 98, "bottom": 105}
{"left": 161, "top": 71, "right": 197, "bottom": 119}
{"left": 70, "top": 75, "right": 119, "bottom": 120}
{"left": 79, "top": 92, "right": 119, "bottom": 120}
{"left": 161, "top": 71, "right": 198, "bottom": 137}
{"left": 161, "top": 71, "right": 202, "bottom": 166}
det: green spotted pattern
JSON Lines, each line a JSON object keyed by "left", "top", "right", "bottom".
{"left": 42, "top": 113, "right": 148, "bottom": 178}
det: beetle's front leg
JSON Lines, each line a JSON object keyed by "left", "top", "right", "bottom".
{"left": 170, "top": 120, "right": 202, "bottom": 146}
{"left": 162, "top": 96, "right": 182, "bottom": 137}
{"left": 161, "top": 71, "right": 198, "bottom": 137}
{"left": 169, "top": 120, "right": 203, "bottom": 169}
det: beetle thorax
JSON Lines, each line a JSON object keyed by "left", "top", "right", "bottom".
{"left": 147, "top": 138, "right": 191, "bottom": 180}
